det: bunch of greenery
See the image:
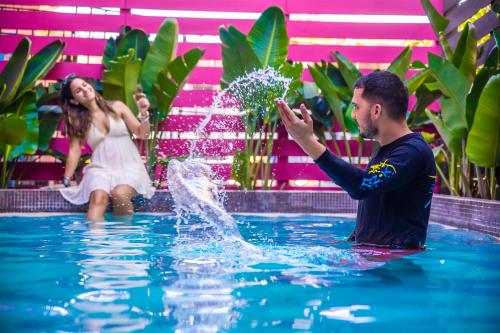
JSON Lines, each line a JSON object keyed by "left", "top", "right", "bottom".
{"left": 0, "top": 38, "right": 65, "bottom": 187}
{"left": 220, "top": 6, "right": 303, "bottom": 189}
{"left": 101, "top": 19, "right": 205, "bottom": 181}
{"left": 305, "top": 46, "right": 417, "bottom": 166}
{"left": 414, "top": 0, "right": 500, "bottom": 199}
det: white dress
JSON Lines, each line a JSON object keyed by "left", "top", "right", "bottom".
{"left": 60, "top": 114, "right": 155, "bottom": 204}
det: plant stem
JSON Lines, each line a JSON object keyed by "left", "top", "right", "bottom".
{"left": 357, "top": 139, "right": 364, "bottom": 167}
{"left": 342, "top": 128, "right": 352, "bottom": 164}
{"left": 436, "top": 162, "right": 452, "bottom": 194}
{"left": 490, "top": 167, "right": 496, "bottom": 200}
{"left": 246, "top": 114, "right": 257, "bottom": 189}
{"left": 250, "top": 127, "right": 264, "bottom": 190}
{"left": 329, "top": 130, "right": 341, "bottom": 156}
{"left": 458, "top": 165, "right": 472, "bottom": 197}
{"left": 148, "top": 114, "right": 160, "bottom": 178}
{"left": 263, "top": 120, "right": 278, "bottom": 189}
{"left": 474, "top": 165, "right": 485, "bottom": 198}
{"left": 450, "top": 153, "right": 458, "bottom": 196}
{"left": 1, "top": 145, "right": 12, "bottom": 188}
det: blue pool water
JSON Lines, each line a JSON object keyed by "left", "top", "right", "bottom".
{"left": 0, "top": 213, "right": 498, "bottom": 332}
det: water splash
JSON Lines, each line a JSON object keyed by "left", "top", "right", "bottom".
{"left": 188, "top": 67, "right": 292, "bottom": 159}
{"left": 167, "top": 67, "right": 292, "bottom": 242}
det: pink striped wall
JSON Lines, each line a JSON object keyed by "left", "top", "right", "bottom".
{"left": 0, "top": 0, "right": 443, "bottom": 187}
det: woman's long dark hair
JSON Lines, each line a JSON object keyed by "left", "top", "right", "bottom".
{"left": 61, "top": 75, "right": 118, "bottom": 140}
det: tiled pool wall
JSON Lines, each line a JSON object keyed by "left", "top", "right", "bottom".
{"left": 0, "top": 190, "right": 499, "bottom": 237}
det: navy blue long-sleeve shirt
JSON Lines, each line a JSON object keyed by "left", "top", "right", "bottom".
{"left": 315, "top": 132, "right": 436, "bottom": 248}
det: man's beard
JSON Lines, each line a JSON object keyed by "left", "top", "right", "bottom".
{"left": 359, "top": 117, "right": 378, "bottom": 139}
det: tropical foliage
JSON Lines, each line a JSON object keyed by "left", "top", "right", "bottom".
{"left": 416, "top": 0, "right": 500, "bottom": 199}
{"left": 101, "top": 19, "right": 205, "bottom": 180}
{"left": 0, "top": 37, "right": 65, "bottom": 187}
{"left": 305, "top": 47, "right": 414, "bottom": 166}
{"left": 220, "top": 6, "right": 303, "bottom": 189}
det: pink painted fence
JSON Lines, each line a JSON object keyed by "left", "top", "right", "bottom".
{"left": 0, "top": 0, "right": 443, "bottom": 188}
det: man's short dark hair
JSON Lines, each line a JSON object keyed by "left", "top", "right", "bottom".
{"left": 354, "top": 71, "right": 409, "bottom": 121}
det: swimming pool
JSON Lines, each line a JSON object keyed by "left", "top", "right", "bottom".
{"left": 0, "top": 213, "right": 498, "bottom": 332}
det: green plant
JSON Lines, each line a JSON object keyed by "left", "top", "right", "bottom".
{"left": 101, "top": 19, "right": 205, "bottom": 182}
{"left": 306, "top": 47, "right": 413, "bottom": 166}
{"left": 0, "top": 37, "right": 65, "bottom": 187}
{"left": 415, "top": 0, "right": 500, "bottom": 199}
{"left": 220, "top": 6, "right": 303, "bottom": 189}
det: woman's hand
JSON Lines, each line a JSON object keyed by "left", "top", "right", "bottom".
{"left": 135, "top": 93, "right": 150, "bottom": 119}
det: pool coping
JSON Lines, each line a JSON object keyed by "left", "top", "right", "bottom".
{"left": 0, "top": 190, "right": 498, "bottom": 237}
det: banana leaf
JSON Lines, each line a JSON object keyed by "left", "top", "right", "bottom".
{"left": 116, "top": 29, "right": 150, "bottom": 62}
{"left": 8, "top": 91, "right": 38, "bottom": 159}
{"left": 325, "top": 63, "right": 352, "bottom": 99}
{"left": 425, "top": 108, "right": 462, "bottom": 155}
{"left": 141, "top": 18, "right": 178, "bottom": 99}
{"left": 103, "top": 49, "right": 142, "bottom": 115}
{"left": 405, "top": 68, "right": 430, "bottom": 95}
{"left": 420, "top": 0, "right": 450, "bottom": 38}
{"left": 308, "top": 64, "right": 344, "bottom": 130}
{"left": 413, "top": 79, "right": 441, "bottom": 113}
{"left": 332, "top": 51, "right": 362, "bottom": 89}
{"left": 309, "top": 96, "right": 334, "bottom": 130}
{"left": 16, "top": 40, "right": 65, "bottom": 98}
{"left": 247, "top": 6, "right": 288, "bottom": 68}
{"left": 37, "top": 105, "right": 62, "bottom": 151}
{"left": 451, "top": 23, "right": 477, "bottom": 85}
{"left": 0, "top": 114, "right": 28, "bottom": 147}
{"left": 280, "top": 61, "right": 303, "bottom": 103}
{"left": 387, "top": 46, "right": 412, "bottom": 79}
{"left": 0, "top": 83, "right": 5, "bottom": 101}
{"left": 344, "top": 103, "right": 359, "bottom": 136}
{"left": 466, "top": 32, "right": 499, "bottom": 128}
{"left": 102, "top": 26, "right": 132, "bottom": 68}
{"left": 485, "top": 30, "right": 499, "bottom": 67}
{"left": 0, "top": 38, "right": 30, "bottom": 109}
{"left": 152, "top": 48, "right": 205, "bottom": 118}
{"left": 466, "top": 68, "right": 497, "bottom": 129}
{"left": 466, "top": 74, "right": 500, "bottom": 167}
{"left": 427, "top": 53, "right": 470, "bottom": 122}
{"left": 440, "top": 96, "right": 467, "bottom": 140}
{"left": 6, "top": 91, "right": 38, "bottom": 159}
{"left": 220, "top": 25, "right": 261, "bottom": 88}
{"left": 103, "top": 37, "right": 117, "bottom": 68}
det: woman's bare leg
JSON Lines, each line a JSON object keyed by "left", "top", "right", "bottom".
{"left": 87, "top": 190, "right": 109, "bottom": 221}
{"left": 110, "top": 184, "right": 137, "bottom": 217}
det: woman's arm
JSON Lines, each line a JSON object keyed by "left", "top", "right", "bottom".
{"left": 63, "top": 137, "right": 82, "bottom": 185}
{"left": 114, "top": 100, "right": 150, "bottom": 140}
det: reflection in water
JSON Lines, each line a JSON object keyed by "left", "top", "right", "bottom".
{"left": 162, "top": 238, "right": 248, "bottom": 333}
{"left": 71, "top": 220, "right": 152, "bottom": 332}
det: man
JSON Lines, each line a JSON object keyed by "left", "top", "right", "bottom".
{"left": 276, "top": 71, "right": 436, "bottom": 248}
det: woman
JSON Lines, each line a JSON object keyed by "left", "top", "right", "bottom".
{"left": 59, "top": 74, "right": 155, "bottom": 221}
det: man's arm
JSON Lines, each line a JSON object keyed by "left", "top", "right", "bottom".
{"left": 316, "top": 144, "right": 423, "bottom": 200}
{"left": 276, "top": 99, "right": 422, "bottom": 200}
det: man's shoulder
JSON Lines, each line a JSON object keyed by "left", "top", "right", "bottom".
{"left": 395, "top": 133, "right": 433, "bottom": 158}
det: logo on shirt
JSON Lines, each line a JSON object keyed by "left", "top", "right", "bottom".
{"left": 360, "top": 160, "right": 396, "bottom": 190}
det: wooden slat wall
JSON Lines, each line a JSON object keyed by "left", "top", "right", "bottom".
{"left": 444, "top": 0, "right": 499, "bottom": 64}
{"left": 0, "top": 0, "right": 443, "bottom": 188}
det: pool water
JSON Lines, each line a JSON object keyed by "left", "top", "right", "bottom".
{"left": 0, "top": 214, "right": 498, "bottom": 332}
